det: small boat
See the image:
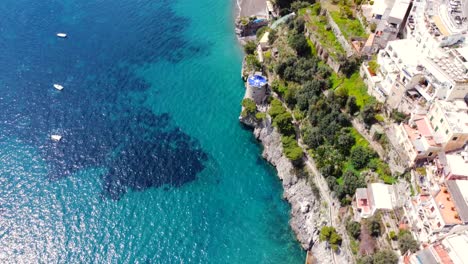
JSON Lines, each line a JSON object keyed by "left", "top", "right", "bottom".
{"left": 53, "top": 84, "right": 64, "bottom": 91}
{"left": 56, "top": 33, "right": 67, "bottom": 38}
{"left": 51, "top": 135, "right": 62, "bottom": 142}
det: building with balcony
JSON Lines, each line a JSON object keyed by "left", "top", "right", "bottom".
{"left": 427, "top": 100, "right": 468, "bottom": 152}
{"left": 396, "top": 113, "right": 442, "bottom": 166}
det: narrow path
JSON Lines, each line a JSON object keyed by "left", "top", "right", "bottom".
{"left": 271, "top": 92, "right": 354, "bottom": 264}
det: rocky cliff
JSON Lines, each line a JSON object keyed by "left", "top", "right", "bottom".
{"left": 244, "top": 117, "right": 331, "bottom": 260}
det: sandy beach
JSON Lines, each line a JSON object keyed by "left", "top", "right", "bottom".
{"left": 236, "top": 0, "right": 267, "bottom": 18}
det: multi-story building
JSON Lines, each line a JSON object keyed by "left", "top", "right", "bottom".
{"left": 396, "top": 113, "right": 442, "bottom": 166}
{"left": 427, "top": 100, "right": 468, "bottom": 152}
{"left": 395, "top": 99, "right": 467, "bottom": 166}
{"left": 404, "top": 180, "right": 468, "bottom": 243}
{"left": 409, "top": 231, "right": 468, "bottom": 264}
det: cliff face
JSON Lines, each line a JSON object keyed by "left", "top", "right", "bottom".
{"left": 249, "top": 118, "right": 329, "bottom": 253}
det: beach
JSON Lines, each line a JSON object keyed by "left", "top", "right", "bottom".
{"left": 236, "top": 0, "right": 268, "bottom": 18}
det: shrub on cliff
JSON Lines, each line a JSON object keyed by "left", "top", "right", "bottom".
{"left": 274, "top": 112, "right": 295, "bottom": 136}
{"left": 268, "top": 99, "right": 287, "bottom": 118}
{"left": 244, "top": 41, "right": 257, "bottom": 55}
{"left": 281, "top": 136, "right": 304, "bottom": 164}
{"left": 241, "top": 98, "right": 257, "bottom": 117}
{"left": 245, "top": 54, "right": 262, "bottom": 72}
{"left": 320, "top": 226, "right": 342, "bottom": 252}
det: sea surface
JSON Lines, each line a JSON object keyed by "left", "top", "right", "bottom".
{"left": 0, "top": 0, "right": 305, "bottom": 262}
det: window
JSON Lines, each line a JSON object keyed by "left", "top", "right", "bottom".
{"left": 428, "top": 152, "right": 433, "bottom": 157}
{"left": 453, "top": 137, "right": 458, "bottom": 141}
{"left": 430, "top": 116, "right": 434, "bottom": 121}
{"left": 440, "top": 118, "right": 443, "bottom": 123}
{"left": 435, "top": 126, "right": 439, "bottom": 132}
{"left": 446, "top": 129, "right": 449, "bottom": 135}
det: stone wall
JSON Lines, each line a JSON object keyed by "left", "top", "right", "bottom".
{"left": 306, "top": 30, "right": 341, "bottom": 73}
{"left": 324, "top": 11, "right": 355, "bottom": 57}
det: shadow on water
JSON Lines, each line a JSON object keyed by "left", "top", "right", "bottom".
{"left": 0, "top": 0, "right": 211, "bottom": 199}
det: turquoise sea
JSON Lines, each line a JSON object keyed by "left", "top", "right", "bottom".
{"left": 0, "top": 0, "right": 305, "bottom": 262}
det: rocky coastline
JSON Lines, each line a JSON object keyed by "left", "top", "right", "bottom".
{"left": 239, "top": 114, "right": 333, "bottom": 263}
{"left": 235, "top": 1, "right": 335, "bottom": 262}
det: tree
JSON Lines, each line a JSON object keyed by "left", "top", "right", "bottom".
{"left": 366, "top": 217, "right": 381, "bottom": 237}
{"left": 245, "top": 54, "right": 262, "bottom": 72}
{"left": 282, "top": 136, "right": 304, "bottom": 165}
{"left": 346, "top": 96, "right": 359, "bottom": 115}
{"left": 357, "top": 255, "right": 374, "bottom": 264}
{"left": 293, "top": 16, "right": 306, "bottom": 33}
{"left": 244, "top": 40, "right": 257, "bottom": 55}
{"left": 320, "top": 226, "right": 342, "bottom": 252}
{"left": 339, "top": 55, "right": 361, "bottom": 77}
{"left": 342, "top": 170, "right": 365, "bottom": 198}
{"left": 370, "top": 22, "right": 377, "bottom": 33}
{"left": 241, "top": 98, "right": 257, "bottom": 117}
{"left": 350, "top": 146, "right": 375, "bottom": 170}
{"left": 288, "top": 33, "right": 310, "bottom": 56}
{"left": 336, "top": 129, "right": 355, "bottom": 155}
{"left": 398, "top": 232, "right": 419, "bottom": 254}
{"left": 340, "top": 6, "right": 354, "bottom": 18}
{"left": 274, "top": 112, "right": 295, "bottom": 136}
{"left": 361, "top": 103, "right": 377, "bottom": 126}
{"left": 373, "top": 249, "right": 399, "bottom": 264}
{"left": 347, "top": 221, "right": 361, "bottom": 239}
{"left": 302, "top": 125, "right": 324, "bottom": 149}
{"left": 391, "top": 110, "right": 407, "bottom": 123}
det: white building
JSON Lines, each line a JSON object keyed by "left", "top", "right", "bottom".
{"left": 428, "top": 100, "right": 468, "bottom": 152}
{"left": 355, "top": 183, "right": 396, "bottom": 218}
{"left": 410, "top": 232, "right": 468, "bottom": 264}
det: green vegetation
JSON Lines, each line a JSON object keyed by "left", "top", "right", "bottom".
{"left": 350, "top": 146, "right": 376, "bottom": 170}
{"left": 330, "top": 11, "right": 367, "bottom": 40}
{"left": 300, "top": 4, "right": 346, "bottom": 59}
{"left": 347, "top": 220, "right": 361, "bottom": 239}
{"left": 332, "top": 72, "right": 373, "bottom": 109}
{"left": 357, "top": 249, "right": 398, "bottom": 264}
{"left": 241, "top": 98, "right": 257, "bottom": 117}
{"left": 245, "top": 54, "right": 262, "bottom": 72}
{"left": 288, "top": 32, "right": 310, "bottom": 56}
{"left": 368, "top": 58, "right": 379, "bottom": 75}
{"left": 391, "top": 110, "right": 408, "bottom": 123}
{"left": 366, "top": 217, "right": 382, "bottom": 237}
{"left": 370, "top": 22, "right": 377, "bottom": 33}
{"left": 258, "top": 14, "right": 393, "bottom": 204}
{"left": 320, "top": 226, "right": 342, "bottom": 252}
{"left": 244, "top": 40, "right": 257, "bottom": 55}
{"left": 256, "top": 26, "right": 269, "bottom": 39}
{"left": 255, "top": 112, "right": 266, "bottom": 121}
{"left": 398, "top": 230, "right": 419, "bottom": 253}
{"left": 282, "top": 136, "right": 304, "bottom": 164}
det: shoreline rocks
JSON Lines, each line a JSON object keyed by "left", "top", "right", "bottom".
{"left": 244, "top": 116, "right": 329, "bottom": 253}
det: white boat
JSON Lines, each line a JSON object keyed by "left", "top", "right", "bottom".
{"left": 53, "top": 84, "right": 64, "bottom": 91}
{"left": 51, "top": 135, "right": 62, "bottom": 142}
{"left": 56, "top": 33, "right": 67, "bottom": 38}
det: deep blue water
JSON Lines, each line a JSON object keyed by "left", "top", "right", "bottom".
{"left": 0, "top": 0, "right": 305, "bottom": 262}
